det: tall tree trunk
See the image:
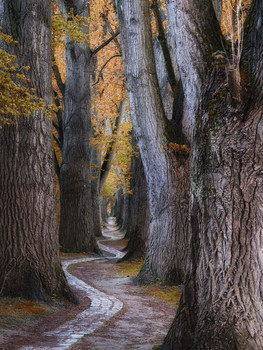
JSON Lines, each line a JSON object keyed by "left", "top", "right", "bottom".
{"left": 0, "top": 0, "right": 75, "bottom": 302}
{"left": 91, "top": 144, "right": 103, "bottom": 237}
{"left": 119, "top": 155, "right": 150, "bottom": 262}
{"left": 117, "top": 0, "right": 190, "bottom": 285}
{"left": 162, "top": 0, "right": 263, "bottom": 348}
{"left": 59, "top": 0, "right": 99, "bottom": 253}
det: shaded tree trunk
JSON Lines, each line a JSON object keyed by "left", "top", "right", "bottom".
{"left": 119, "top": 155, "right": 150, "bottom": 262}
{"left": 91, "top": 143, "right": 103, "bottom": 237}
{"left": 0, "top": 0, "right": 75, "bottom": 302}
{"left": 100, "top": 196, "right": 108, "bottom": 225}
{"left": 162, "top": 0, "right": 263, "bottom": 348}
{"left": 117, "top": 0, "right": 190, "bottom": 285}
{"left": 58, "top": 0, "right": 99, "bottom": 253}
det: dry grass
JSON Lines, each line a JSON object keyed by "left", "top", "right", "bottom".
{"left": 115, "top": 258, "right": 181, "bottom": 308}
{"left": 116, "top": 258, "right": 144, "bottom": 277}
{"left": 142, "top": 285, "right": 181, "bottom": 308}
{"left": 0, "top": 297, "right": 53, "bottom": 328}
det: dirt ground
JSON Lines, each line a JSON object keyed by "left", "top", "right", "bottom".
{"left": 0, "top": 233, "right": 176, "bottom": 350}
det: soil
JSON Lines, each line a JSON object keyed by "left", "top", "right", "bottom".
{"left": 0, "top": 222, "right": 176, "bottom": 350}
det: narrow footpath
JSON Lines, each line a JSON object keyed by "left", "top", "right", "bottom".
{"left": 0, "top": 218, "right": 176, "bottom": 350}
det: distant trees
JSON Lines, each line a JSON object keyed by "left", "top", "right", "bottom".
{"left": 0, "top": 0, "right": 75, "bottom": 302}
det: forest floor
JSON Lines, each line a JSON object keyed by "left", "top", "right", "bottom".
{"left": 0, "top": 218, "right": 180, "bottom": 350}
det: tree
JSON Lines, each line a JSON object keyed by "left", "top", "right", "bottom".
{"left": 56, "top": 0, "right": 100, "bottom": 253}
{"left": 53, "top": 0, "right": 123, "bottom": 250}
{"left": 117, "top": 0, "right": 190, "bottom": 285}
{"left": 162, "top": 0, "right": 263, "bottom": 348}
{"left": 0, "top": 0, "right": 75, "bottom": 302}
{"left": 118, "top": 152, "right": 150, "bottom": 262}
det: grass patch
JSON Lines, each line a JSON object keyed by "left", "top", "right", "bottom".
{"left": 115, "top": 258, "right": 181, "bottom": 308}
{"left": 0, "top": 297, "right": 53, "bottom": 328}
{"left": 142, "top": 285, "right": 181, "bottom": 308}
{"left": 116, "top": 258, "right": 144, "bottom": 277}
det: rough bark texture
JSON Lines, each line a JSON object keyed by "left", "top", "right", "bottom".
{"left": 0, "top": 0, "right": 75, "bottom": 302}
{"left": 117, "top": 0, "right": 190, "bottom": 285}
{"left": 162, "top": 0, "right": 263, "bottom": 349}
{"left": 59, "top": 0, "right": 99, "bottom": 253}
{"left": 119, "top": 155, "right": 150, "bottom": 262}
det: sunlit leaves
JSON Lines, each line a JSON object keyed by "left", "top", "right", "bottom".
{"left": 51, "top": 8, "right": 91, "bottom": 49}
{"left": 0, "top": 28, "right": 61, "bottom": 129}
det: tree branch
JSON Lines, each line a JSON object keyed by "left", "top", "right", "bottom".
{"left": 52, "top": 51, "right": 65, "bottom": 96}
{"left": 53, "top": 133, "right": 62, "bottom": 151}
{"left": 54, "top": 150, "right": 61, "bottom": 177}
{"left": 92, "top": 54, "right": 121, "bottom": 86}
{"left": 101, "top": 13, "right": 121, "bottom": 52}
{"left": 151, "top": 0, "right": 177, "bottom": 93}
{"left": 91, "top": 30, "right": 120, "bottom": 55}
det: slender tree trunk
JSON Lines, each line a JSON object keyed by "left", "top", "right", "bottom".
{"left": 91, "top": 144, "right": 103, "bottom": 237}
{"left": 162, "top": 1, "right": 263, "bottom": 348}
{"left": 99, "top": 98, "right": 127, "bottom": 193}
{"left": 59, "top": 0, "right": 99, "bottom": 253}
{"left": 117, "top": 0, "right": 190, "bottom": 285}
{"left": 0, "top": 0, "right": 76, "bottom": 302}
{"left": 119, "top": 155, "right": 150, "bottom": 262}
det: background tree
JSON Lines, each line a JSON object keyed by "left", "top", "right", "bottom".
{"left": 0, "top": 0, "right": 75, "bottom": 302}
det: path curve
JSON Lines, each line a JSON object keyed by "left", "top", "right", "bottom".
{"left": 20, "top": 218, "right": 125, "bottom": 350}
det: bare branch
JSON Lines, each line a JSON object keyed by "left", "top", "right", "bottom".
{"left": 92, "top": 54, "right": 122, "bottom": 86}
{"left": 101, "top": 13, "right": 121, "bottom": 52}
{"left": 91, "top": 30, "right": 120, "bottom": 55}
{"left": 52, "top": 51, "right": 65, "bottom": 96}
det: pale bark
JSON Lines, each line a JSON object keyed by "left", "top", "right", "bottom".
{"left": 0, "top": 0, "right": 75, "bottom": 302}
{"left": 117, "top": 0, "right": 190, "bottom": 284}
{"left": 162, "top": 1, "right": 263, "bottom": 348}
{"left": 59, "top": 0, "right": 99, "bottom": 253}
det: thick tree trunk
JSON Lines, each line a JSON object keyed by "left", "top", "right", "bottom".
{"left": 59, "top": 0, "right": 99, "bottom": 253}
{"left": 0, "top": 0, "right": 75, "bottom": 302}
{"left": 162, "top": 1, "right": 263, "bottom": 348}
{"left": 117, "top": 0, "right": 190, "bottom": 284}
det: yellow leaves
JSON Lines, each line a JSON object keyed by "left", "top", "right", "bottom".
{"left": 160, "top": 142, "right": 190, "bottom": 155}
{"left": 0, "top": 28, "right": 61, "bottom": 128}
{"left": 51, "top": 8, "right": 91, "bottom": 49}
{"left": 221, "top": 0, "right": 251, "bottom": 41}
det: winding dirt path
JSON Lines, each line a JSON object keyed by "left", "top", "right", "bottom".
{"left": 0, "top": 218, "right": 176, "bottom": 350}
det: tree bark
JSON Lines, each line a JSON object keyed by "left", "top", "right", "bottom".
{"left": 162, "top": 1, "right": 263, "bottom": 348}
{"left": 119, "top": 155, "right": 150, "bottom": 262}
{"left": 117, "top": 0, "right": 190, "bottom": 285}
{"left": 0, "top": 0, "right": 76, "bottom": 302}
{"left": 59, "top": 0, "right": 99, "bottom": 253}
